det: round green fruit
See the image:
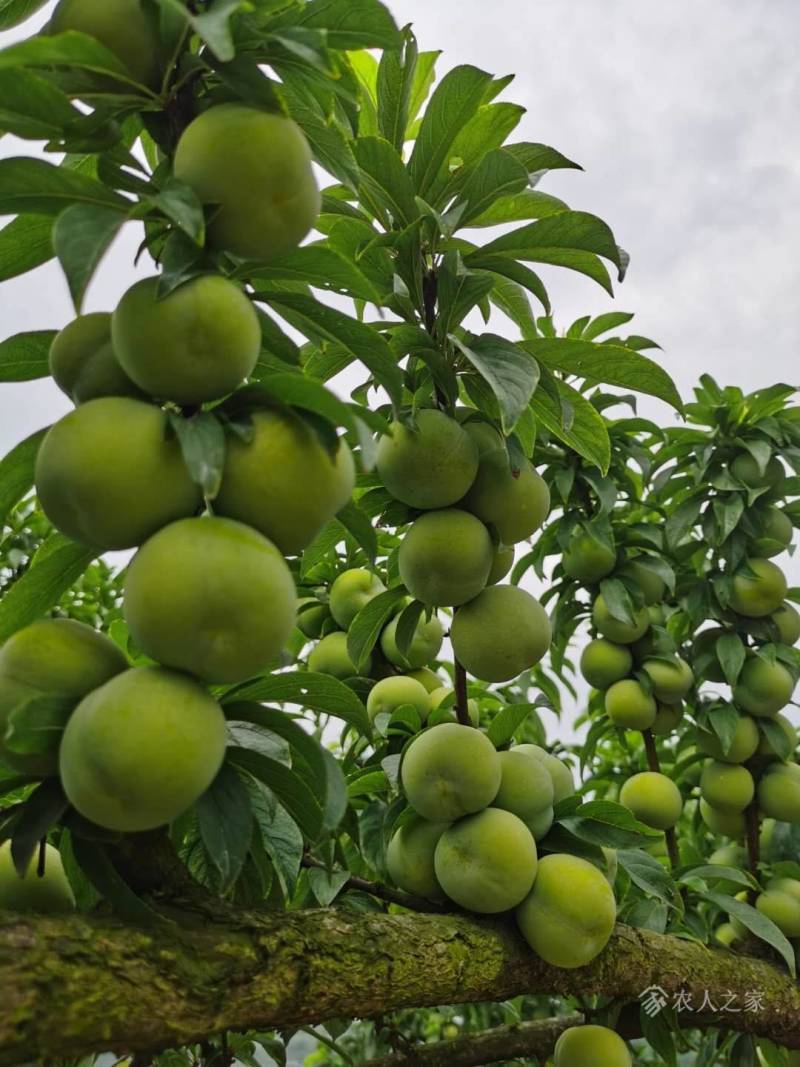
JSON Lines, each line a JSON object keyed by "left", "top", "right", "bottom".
{"left": 579, "top": 639, "right": 632, "bottom": 690}
{"left": 174, "top": 105, "right": 320, "bottom": 261}
{"left": 729, "top": 558, "right": 788, "bottom": 618}
{"left": 516, "top": 853, "right": 616, "bottom": 968}
{"left": 756, "top": 887, "right": 800, "bottom": 937}
{"left": 49, "top": 312, "right": 144, "bottom": 405}
{"left": 124, "top": 517, "right": 296, "bottom": 685}
{"left": 604, "top": 679, "right": 657, "bottom": 730}
{"left": 386, "top": 818, "right": 448, "bottom": 900}
{"left": 487, "top": 543, "right": 515, "bottom": 585}
{"left": 451, "top": 585, "right": 551, "bottom": 683}
{"left": 691, "top": 627, "right": 727, "bottom": 683}
{"left": 400, "top": 722, "right": 501, "bottom": 822}
{"left": 752, "top": 506, "right": 793, "bottom": 558}
{"left": 591, "top": 594, "right": 650, "bottom": 644}
{"left": 307, "top": 632, "right": 365, "bottom": 680}
{"left": 699, "top": 799, "right": 745, "bottom": 838}
{"left": 618, "top": 559, "right": 666, "bottom": 605}
{"left": 562, "top": 534, "right": 616, "bottom": 583}
{"left": 698, "top": 715, "right": 759, "bottom": 763}
{"left": 376, "top": 410, "right": 479, "bottom": 510}
{"left": 553, "top": 1025, "right": 631, "bottom": 1067}
{"left": 758, "top": 763, "right": 800, "bottom": 823}
{"left": 709, "top": 844, "right": 746, "bottom": 867}
{"left": 492, "top": 749, "right": 554, "bottom": 821}
{"left": 380, "top": 612, "right": 444, "bottom": 670}
{"left": 462, "top": 452, "right": 550, "bottom": 545}
{"left": 398, "top": 509, "right": 493, "bottom": 606}
{"left": 405, "top": 668, "right": 443, "bottom": 693}
{"left": 59, "top": 667, "right": 226, "bottom": 832}
{"left": 651, "top": 700, "right": 684, "bottom": 736}
{"left": 758, "top": 713, "right": 797, "bottom": 758}
{"left": 731, "top": 452, "right": 784, "bottom": 490}
{"left": 296, "top": 598, "right": 331, "bottom": 640}
{"left": 434, "top": 808, "right": 537, "bottom": 913}
{"left": 329, "top": 569, "right": 387, "bottom": 629}
{"left": 700, "top": 761, "right": 755, "bottom": 814}
{"left": 112, "top": 275, "right": 260, "bottom": 405}
{"left": 0, "top": 841, "right": 75, "bottom": 914}
{"left": 733, "top": 656, "right": 795, "bottom": 718}
{"left": 515, "top": 744, "right": 575, "bottom": 804}
{"left": 772, "top": 602, "right": 800, "bottom": 646}
{"left": 715, "top": 922, "right": 740, "bottom": 947}
{"left": 620, "top": 771, "right": 683, "bottom": 830}
{"left": 641, "top": 656, "right": 693, "bottom": 703}
{"left": 215, "top": 407, "right": 354, "bottom": 556}
{"left": 367, "top": 676, "right": 430, "bottom": 723}
{"left": 35, "top": 397, "right": 201, "bottom": 550}
{"left": 50, "top": 0, "right": 162, "bottom": 89}
{"left": 525, "top": 805, "right": 554, "bottom": 841}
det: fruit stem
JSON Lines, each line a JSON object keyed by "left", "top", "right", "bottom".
{"left": 454, "top": 659, "right": 472, "bottom": 727}
{"left": 642, "top": 728, "right": 681, "bottom": 869}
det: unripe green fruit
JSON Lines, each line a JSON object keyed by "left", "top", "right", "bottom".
{"left": 758, "top": 762, "right": 800, "bottom": 823}
{"left": 604, "top": 679, "right": 657, "bottom": 730}
{"left": 329, "top": 569, "right": 387, "bottom": 629}
{"left": 427, "top": 687, "right": 479, "bottom": 726}
{"left": 451, "top": 585, "right": 551, "bottom": 683}
{"left": 591, "top": 594, "right": 650, "bottom": 644}
{"left": 296, "top": 598, "right": 331, "bottom": 640}
{"left": 400, "top": 723, "right": 501, "bottom": 821}
{"left": 434, "top": 808, "right": 537, "bottom": 913}
{"left": 579, "top": 639, "right": 632, "bottom": 690}
{"left": 487, "top": 543, "right": 515, "bottom": 585}
{"left": 124, "top": 517, "right": 296, "bottom": 685}
{"left": 515, "top": 744, "right": 575, "bottom": 804}
{"left": 380, "top": 612, "right": 444, "bottom": 670}
{"left": 562, "top": 534, "right": 616, "bottom": 583}
{"left": 618, "top": 559, "right": 666, "bottom": 605}
{"left": 308, "top": 632, "right": 366, "bottom": 680}
{"left": 376, "top": 410, "right": 479, "bottom": 509}
{"left": 729, "top": 558, "right": 788, "bottom": 617}
{"left": 699, "top": 799, "right": 745, "bottom": 838}
{"left": 216, "top": 408, "right": 355, "bottom": 555}
{"left": 773, "top": 602, "right": 800, "bottom": 645}
{"left": 731, "top": 452, "right": 785, "bottom": 490}
{"left": 493, "top": 749, "right": 554, "bottom": 821}
{"left": 398, "top": 509, "right": 493, "bottom": 606}
{"left": 36, "top": 397, "right": 201, "bottom": 550}
{"left": 525, "top": 805, "right": 554, "bottom": 841}
{"left": 0, "top": 841, "right": 75, "bottom": 914}
{"left": 700, "top": 761, "right": 755, "bottom": 813}
{"left": 386, "top": 818, "right": 448, "bottom": 900}
{"left": 0, "top": 617, "right": 127, "bottom": 775}
{"left": 758, "top": 713, "right": 797, "bottom": 758}
{"left": 516, "top": 853, "right": 616, "bottom": 968}
{"left": 620, "top": 771, "right": 683, "bottom": 830}
{"left": 367, "top": 676, "right": 430, "bottom": 722}
{"left": 174, "top": 105, "right": 320, "bottom": 261}
{"left": 733, "top": 656, "right": 795, "bottom": 718}
{"left": 698, "top": 715, "right": 759, "bottom": 763}
{"left": 112, "top": 275, "right": 260, "bottom": 405}
{"left": 59, "top": 667, "right": 226, "bottom": 832}
{"left": 691, "top": 626, "right": 727, "bottom": 683}
{"left": 715, "top": 922, "right": 740, "bottom": 947}
{"left": 752, "top": 505, "right": 793, "bottom": 558}
{"left": 709, "top": 844, "right": 746, "bottom": 867}
{"left": 49, "top": 312, "right": 144, "bottom": 405}
{"left": 458, "top": 414, "right": 504, "bottom": 454}
{"left": 756, "top": 888, "right": 800, "bottom": 937}
{"left": 462, "top": 452, "right": 550, "bottom": 545}
{"left": 406, "top": 668, "right": 443, "bottom": 693}
{"left": 641, "top": 656, "right": 693, "bottom": 703}
{"left": 50, "top": 0, "right": 162, "bottom": 88}
{"left": 553, "top": 1025, "right": 631, "bottom": 1067}
{"left": 651, "top": 700, "right": 684, "bottom": 736}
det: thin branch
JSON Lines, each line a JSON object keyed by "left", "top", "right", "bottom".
{"left": 301, "top": 854, "right": 447, "bottom": 913}
{"left": 641, "top": 729, "right": 681, "bottom": 869}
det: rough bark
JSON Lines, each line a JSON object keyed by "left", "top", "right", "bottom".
{"left": 2, "top": 907, "right": 800, "bottom": 1064}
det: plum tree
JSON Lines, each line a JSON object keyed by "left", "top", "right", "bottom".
{"left": 296, "top": 599, "right": 331, "bottom": 640}
{"left": 35, "top": 397, "right": 201, "bottom": 550}
{"left": 112, "top": 275, "right": 260, "bottom": 405}
{"left": 400, "top": 723, "right": 501, "bottom": 821}
{"left": 450, "top": 585, "right": 551, "bottom": 682}
{"left": 329, "top": 569, "right": 387, "bottom": 629}
{"left": 641, "top": 656, "right": 693, "bottom": 703}
{"left": 698, "top": 715, "right": 759, "bottom": 763}
{"left": 386, "top": 818, "right": 448, "bottom": 901}
{"left": 461, "top": 451, "right": 550, "bottom": 544}
{"left": 376, "top": 410, "right": 479, "bottom": 509}
{"left": 0, "top": 617, "right": 127, "bottom": 774}
{"left": 752, "top": 505, "right": 793, "bottom": 557}
{"left": 515, "top": 744, "right": 575, "bottom": 804}
{"left": 367, "top": 676, "right": 430, "bottom": 723}
{"left": 380, "top": 612, "right": 444, "bottom": 670}
{"left": 731, "top": 452, "right": 785, "bottom": 490}
{"left": 487, "top": 543, "right": 515, "bottom": 584}
{"left": 59, "top": 667, "right": 227, "bottom": 832}
{"left": 728, "top": 558, "right": 788, "bottom": 617}
{"left": 398, "top": 509, "right": 493, "bottom": 606}
{"left": 492, "top": 749, "right": 554, "bottom": 821}
{"left": 579, "top": 638, "right": 633, "bottom": 689}
{"left": 123, "top": 517, "right": 297, "bottom": 684}
{"left": 619, "top": 772, "right": 683, "bottom": 830}
{"left": 433, "top": 808, "right": 537, "bottom": 913}
{"left": 591, "top": 594, "right": 650, "bottom": 644}
{"left": 604, "top": 679, "right": 657, "bottom": 730}
{"left": 553, "top": 1025, "right": 631, "bottom": 1067}
{"left": 49, "top": 313, "right": 144, "bottom": 405}
{"left": 0, "top": 842, "right": 75, "bottom": 914}
{"left": 49, "top": 0, "right": 162, "bottom": 88}
{"left": 733, "top": 656, "right": 795, "bottom": 717}
{"left": 308, "top": 632, "right": 366, "bottom": 680}
{"left": 516, "top": 853, "right": 616, "bottom": 968}
{"left": 700, "top": 762, "right": 755, "bottom": 814}
{"left": 617, "top": 559, "right": 666, "bottom": 605}
{"left": 174, "top": 105, "right": 320, "bottom": 261}
{"left": 757, "top": 762, "right": 800, "bottom": 823}
{"left": 772, "top": 601, "right": 800, "bottom": 645}
{"left": 562, "top": 533, "right": 616, "bottom": 583}
{"left": 215, "top": 408, "right": 354, "bottom": 555}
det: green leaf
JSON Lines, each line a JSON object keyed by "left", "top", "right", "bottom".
{"left": 504, "top": 142, "right": 582, "bottom": 177}
{"left": 487, "top": 705, "right": 538, "bottom": 748}
{"left": 0, "top": 69, "right": 79, "bottom": 140}
{"left": 0, "top": 331, "right": 53, "bottom": 382}
{"left": 0, "top": 534, "right": 97, "bottom": 644}
{"left": 582, "top": 311, "right": 635, "bottom": 340}
{"left": 678, "top": 865, "right": 757, "bottom": 891}
{"left": 598, "top": 577, "right": 637, "bottom": 626}
{"left": 437, "top": 259, "right": 493, "bottom": 335}
{"left": 465, "top": 189, "right": 569, "bottom": 228}
{"left": 456, "top": 149, "right": 530, "bottom": 225}
{"left": 0, "top": 0, "right": 49, "bottom": 30}
{"left": 0, "top": 30, "right": 142, "bottom": 88}
{"left": 617, "top": 848, "right": 674, "bottom": 901}
{"left": 251, "top": 244, "right": 385, "bottom": 304}
{"left": 377, "top": 28, "right": 417, "bottom": 151}
{"left": 228, "top": 376, "right": 357, "bottom": 434}
{"left": 451, "top": 333, "right": 539, "bottom": 434}
{"left": 469, "top": 255, "right": 549, "bottom": 313}
{"left": 10, "top": 779, "right": 69, "bottom": 876}
{"left": 347, "top": 587, "right": 408, "bottom": 672}
{"left": 146, "top": 177, "right": 205, "bottom": 244}
{"left": 703, "top": 890, "right": 796, "bottom": 976}
{"left": 4, "top": 693, "right": 74, "bottom": 759}
{"left": 292, "top": 0, "right": 401, "bottom": 49}
{"left": 225, "top": 672, "right": 370, "bottom": 736}
{"left": 759, "top": 718, "right": 794, "bottom": 761}
{"left": 0, "top": 427, "right": 47, "bottom": 526}
{"left": 169, "top": 412, "right": 227, "bottom": 500}
{"left": 0, "top": 214, "right": 54, "bottom": 282}
{"left": 186, "top": 0, "right": 242, "bottom": 62}
{"left": 196, "top": 762, "right": 253, "bottom": 892}
{"left": 559, "top": 800, "right": 662, "bottom": 849}
{"left": 353, "top": 137, "right": 419, "bottom": 228}
{"left": 531, "top": 379, "right": 611, "bottom": 472}
{"left": 716, "top": 632, "right": 746, "bottom": 687}
{"left": 53, "top": 203, "right": 125, "bottom": 312}
{"left": 228, "top": 747, "right": 323, "bottom": 841}
{"left": 307, "top": 865, "right": 350, "bottom": 906}
{"left": 337, "top": 498, "right": 378, "bottom": 563}
{"left": 0, "top": 157, "right": 126, "bottom": 216}
{"left": 280, "top": 83, "right": 359, "bottom": 190}
{"left": 71, "top": 837, "right": 168, "bottom": 924}
{"left": 247, "top": 777, "right": 304, "bottom": 895}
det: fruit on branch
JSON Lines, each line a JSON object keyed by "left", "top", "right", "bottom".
{"left": 758, "top": 713, "right": 797, "bottom": 758}
{"left": 691, "top": 626, "right": 728, "bottom": 683}
{"left": 0, "top": 841, "right": 75, "bottom": 914}
{"left": 0, "top": 618, "right": 127, "bottom": 774}
{"left": 515, "top": 744, "right": 575, "bottom": 804}
{"left": 450, "top": 585, "right": 551, "bottom": 683}
{"left": 434, "top": 808, "right": 538, "bottom": 913}
{"left": 604, "top": 679, "right": 657, "bottom": 730}
{"left": 380, "top": 612, "right": 444, "bottom": 670}
{"left": 111, "top": 276, "right": 260, "bottom": 405}
{"left": 35, "top": 397, "right": 201, "bottom": 550}
{"left": 386, "top": 817, "right": 448, "bottom": 901}
{"left": 641, "top": 656, "right": 693, "bottom": 703}
{"left": 59, "top": 667, "right": 227, "bottom": 832}
{"left": 515, "top": 853, "right": 616, "bottom": 968}
{"left": 698, "top": 715, "right": 759, "bottom": 763}
{"left": 553, "top": 1024, "right": 632, "bottom": 1067}
{"left": 49, "top": 0, "right": 162, "bottom": 89}
{"left": 49, "top": 313, "right": 144, "bottom": 405}
{"left": 731, "top": 452, "right": 785, "bottom": 491}
{"left": 398, "top": 509, "right": 493, "bottom": 606}
{"left": 709, "top": 844, "right": 747, "bottom": 866}
{"left": 174, "top": 105, "right": 320, "bottom": 261}
{"left": 376, "top": 410, "right": 479, "bottom": 509}
{"left": 400, "top": 722, "right": 501, "bottom": 821}
{"left": 427, "top": 687, "right": 480, "bottom": 726}
{"left": 329, "top": 569, "right": 387, "bottom": 629}
{"left": 619, "top": 771, "right": 683, "bottom": 830}
{"left": 758, "top": 762, "right": 800, "bottom": 823}
{"left": 367, "top": 676, "right": 430, "bottom": 723}
{"left": 591, "top": 594, "right": 650, "bottom": 644}
{"left": 772, "top": 601, "right": 800, "bottom": 645}
{"left": 756, "top": 879, "right": 800, "bottom": 937}
{"left": 728, "top": 558, "right": 788, "bottom": 618}
{"left": 492, "top": 749, "right": 554, "bottom": 822}
{"left": 123, "top": 517, "right": 297, "bottom": 684}
{"left": 215, "top": 408, "right": 355, "bottom": 556}
{"left": 296, "top": 599, "right": 331, "bottom": 640}
{"left": 487, "top": 543, "right": 515, "bottom": 584}
{"left": 617, "top": 558, "right": 666, "bottom": 605}
{"left": 751, "top": 505, "right": 793, "bottom": 558}
{"left": 406, "top": 667, "right": 443, "bottom": 693}
{"left": 651, "top": 700, "right": 684, "bottom": 736}
{"left": 462, "top": 451, "right": 550, "bottom": 545}
{"left": 579, "top": 638, "right": 633, "bottom": 690}
{"left": 733, "top": 656, "right": 795, "bottom": 717}
{"left": 562, "top": 533, "right": 616, "bottom": 583}
{"left": 699, "top": 799, "right": 745, "bottom": 838}
{"left": 700, "top": 761, "right": 755, "bottom": 814}
{"left": 308, "top": 632, "right": 366, "bottom": 680}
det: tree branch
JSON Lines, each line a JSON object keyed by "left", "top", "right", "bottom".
{"left": 2, "top": 906, "right": 800, "bottom": 1063}
{"left": 642, "top": 728, "right": 681, "bottom": 869}
{"left": 300, "top": 854, "right": 447, "bottom": 913}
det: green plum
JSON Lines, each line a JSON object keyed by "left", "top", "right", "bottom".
{"left": 398, "top": 509, "right": 493, "bottom": 606}
{"left": 376, "top": 410, "right": 479, "bottom": 509}
{"left": 450, "top": 585, "right": 551, "bottom": 683}
{"left": 400, "top": 723, "right": 501, "bottom": 821}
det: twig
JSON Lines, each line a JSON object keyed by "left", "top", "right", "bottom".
{"left": 642, "top": 729, "right": 681, "bottom": 869}
{"left": 454, "top": 659, "right": 472, "bottom": 727}
{"left": 301, "top": 854, "right": 447, "bottom": 913}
